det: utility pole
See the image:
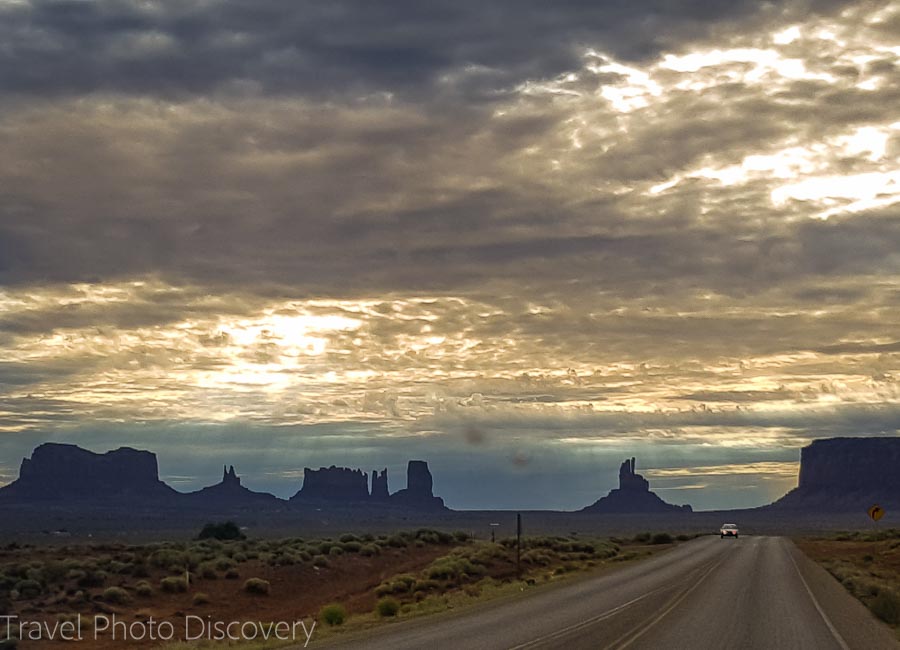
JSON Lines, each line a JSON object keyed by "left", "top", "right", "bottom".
{"left": 516, "top": 512, "right": 522, "bottom": 577}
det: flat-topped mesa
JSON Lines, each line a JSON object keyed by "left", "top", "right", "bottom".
{"left": 580, "top": 456, "right": 691, "bottom": 514}
{"left": 291, "top": 465, "right": 370, "bottom": 502}
{"left": 0, "top": 442, "right": 177, "bottom": 502}
{"left": 770, "top": 437, "right": 900, "bottom": 510}
{"left": 390, "top": 460, "right": 446, "bottom": 510}
{"left": 371, "top": 468, "right": 389, "bottom": 499}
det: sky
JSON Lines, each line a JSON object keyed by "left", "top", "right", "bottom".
{"left": 1, "top": 0, "right": 899, "bottom": 511}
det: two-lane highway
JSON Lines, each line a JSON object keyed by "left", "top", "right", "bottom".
{"left": 319, "top": 536, "right": 899, "bottom": 650}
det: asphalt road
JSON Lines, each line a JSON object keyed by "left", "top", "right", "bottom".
{"left": 318, "top": 536, "right": 899, "bottom": 650}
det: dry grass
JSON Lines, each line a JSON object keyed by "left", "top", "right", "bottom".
{"left": 796, "top": 529, "right": 900, "bottom": 633}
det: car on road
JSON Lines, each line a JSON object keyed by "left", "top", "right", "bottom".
{"left": 720, "top": 523, "right": 739, "bottom": 538}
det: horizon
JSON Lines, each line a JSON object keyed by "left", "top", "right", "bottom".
{"left": 2, "top": 436, "right": 804, "bottom": 511}
{"left": 2, "top": 0, "right": 900, "bottom": 512}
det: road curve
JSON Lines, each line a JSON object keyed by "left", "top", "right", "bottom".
{"left": 317, "top": 536, "right": 899, "bottom": 650}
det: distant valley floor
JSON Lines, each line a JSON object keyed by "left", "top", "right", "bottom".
{"left": 1, "top": 504, "right": 894, "bottom": 544}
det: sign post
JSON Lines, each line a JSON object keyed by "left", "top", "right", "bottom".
{"left": 868, "top": 504, "right": 885, "bottom": 522}
{"left": 516, "top": 513, "right": 522, "bottom": 578}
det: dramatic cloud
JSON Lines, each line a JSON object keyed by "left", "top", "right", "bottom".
{"left": 1, "top": 0, "right": 898, "bottom": 508}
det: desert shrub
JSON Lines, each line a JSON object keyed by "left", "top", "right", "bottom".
{"left": 863, "top": 580, "right": 881, "bottom": 597}
{"left": 360, "top": 544, "right": 379, "bottom": 557}
{"left": 633, "top": 532, "right": 651, "bottom": 543}
{"left": 320, "top": 603, "right": 346, "bottom": 626}
{"left": 197, "top": 522, "right": 245, "bottom": 541}
{"left": 313, "top": 555, "right": 329, "bottom": 568}
{"left": 676, "top": 534, "right": 691, "bottom": 541}
{"left": 131, "top": 561, "right": 150, "bottom": 578}
{"left": 339, "top": 534, "right": 359, "bottom": 543}
{"left": 102, "top": 587, "right": 130, "bottom": 604}
{"left": 135, "top": 581, "right": 153, "bottom": 597}
{"left": 414, "top": 579, "right": 440, "bottom": 593}
{"left": 651, "top": 533, "right": 673, "bottom": 545}
{"left": 232, "top": 552, "right": 248, "bottom": 563}
{"left": 522, "top": 550, "right": 553, "bottom": 566}
{"left": 2, "top": 564, "right": 24, "bottom": 579}
{"left": 243, "top": 578, "right": 270, "bottom": 595}
{"left": 341, "top": 541, "right": 362, "bottom": 553}
{"left": 24, "top": 567, "right": 42, "bottom": 583}
{"left": 375, "top": 574, "right": 416, "bottom": 596}
{"left": 328, "top": 546, "right": 344, "bottom": 557}
{"left": 106, "top": 561, "right": 129, "bottom": 575}
{"left": 376, "top": 597, "right": 400, "bottom": 617}
{"left": 198, "top": 562, "right": 218, "bottom": 579}
{"left": 192, "top": 592, "right": 211, "bottom": 605}
{"left": 225, "top": 569, "right": 240, "bottom": 580}
{"left": 468, "top": 544, "right": 507, "bottom": 565}
{"left": 871, "top": 589, "right": 900, "bottom": 625}
{"left": 42, "top": 561, "right": 68, "bottom": 584}
{"left": 214, "top": 557, "right": 235, "bottom": 571}
{"left": 149, "top": 549, "right": 190, "bottom": 571}
{"left": 160, "top": 577, "right": 188, "bottom": 593}
{"left": 386, "top": 534, "right": 407, "bottom": 548}
{"left": 862, "top": 554, "right": 874, "bottom": 563}
{"left": 453, "top": 531, "right": 470, "bottom": 542}
{"left": 416, "top": 530, "right": 440, "bottom": 545}
{"left": 13, "top": 580, "right": 42, "bottom": 599}
{"left": 297, "top": 550, "right": 313, "bottom": 562}
{"left": 66, "top": 569, "right": 87, "bottom": 582}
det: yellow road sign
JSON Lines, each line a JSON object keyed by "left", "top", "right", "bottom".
{"left": 868, "top": 504, "right": 885, "bottom": 522}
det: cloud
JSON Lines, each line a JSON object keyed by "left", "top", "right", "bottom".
{"left": 0, "top": 0, "right": 899, "bottom": 509}
{"left": 1, "top": 2, "right": 898, "bottom": 297}
{"left": 0, "top": 0, "right": 851, "bottom": 99}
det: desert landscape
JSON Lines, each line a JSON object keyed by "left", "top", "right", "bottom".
{"left": 0, "top": 525, "right": 694, "bottom": 649}
{"left": 2, "top": 438, "right": 900, "bottom": 647}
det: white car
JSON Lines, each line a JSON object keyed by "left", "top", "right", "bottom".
{"left": 720, "top": 523, "right": 739, "bottom": 538}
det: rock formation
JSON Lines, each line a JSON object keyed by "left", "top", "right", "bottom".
{"left": 0, "top": 443, "right": 177, "bottom": 502}
{"left": 580, "top": 457, "right": 692, "bottom": 513}
{"left": 371, "top": 468, "right": 389, "bottom": 499}
{"left": 390, "top": 460, "right": 446, "bottom": 510}
{"left": 223, "top": 465, "right": 239, "bottom": 486}
{"left": 619, "top": 457, "right": 649, "bottom": 492}
{"left": 184, "top": 465, "right": 280, "bottom": 507}
{"left": 769, "top": 437, "right": 900, "bottom": 510}
{"left": 0, "top": 443, "right": 451, "bottom": 512}
{"left": 290, "top": 465, "right": 370, "bottom": 502}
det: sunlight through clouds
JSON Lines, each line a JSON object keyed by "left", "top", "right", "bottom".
{"left": 1, "top": 0, "right": 899, "bottom": 508}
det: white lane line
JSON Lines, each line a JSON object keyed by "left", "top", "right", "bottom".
{"left": 506, "top": 583, "right": 670, "bottom": 650}
{"left": 786, "top": 542, "right": 851, "bottom": 650}
{"left": 608, "top": 550, "right": 729, "bottom": 650}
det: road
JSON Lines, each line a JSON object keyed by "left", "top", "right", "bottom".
{"left": 318, "top": 536, "right": 899, "bottom": 649}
